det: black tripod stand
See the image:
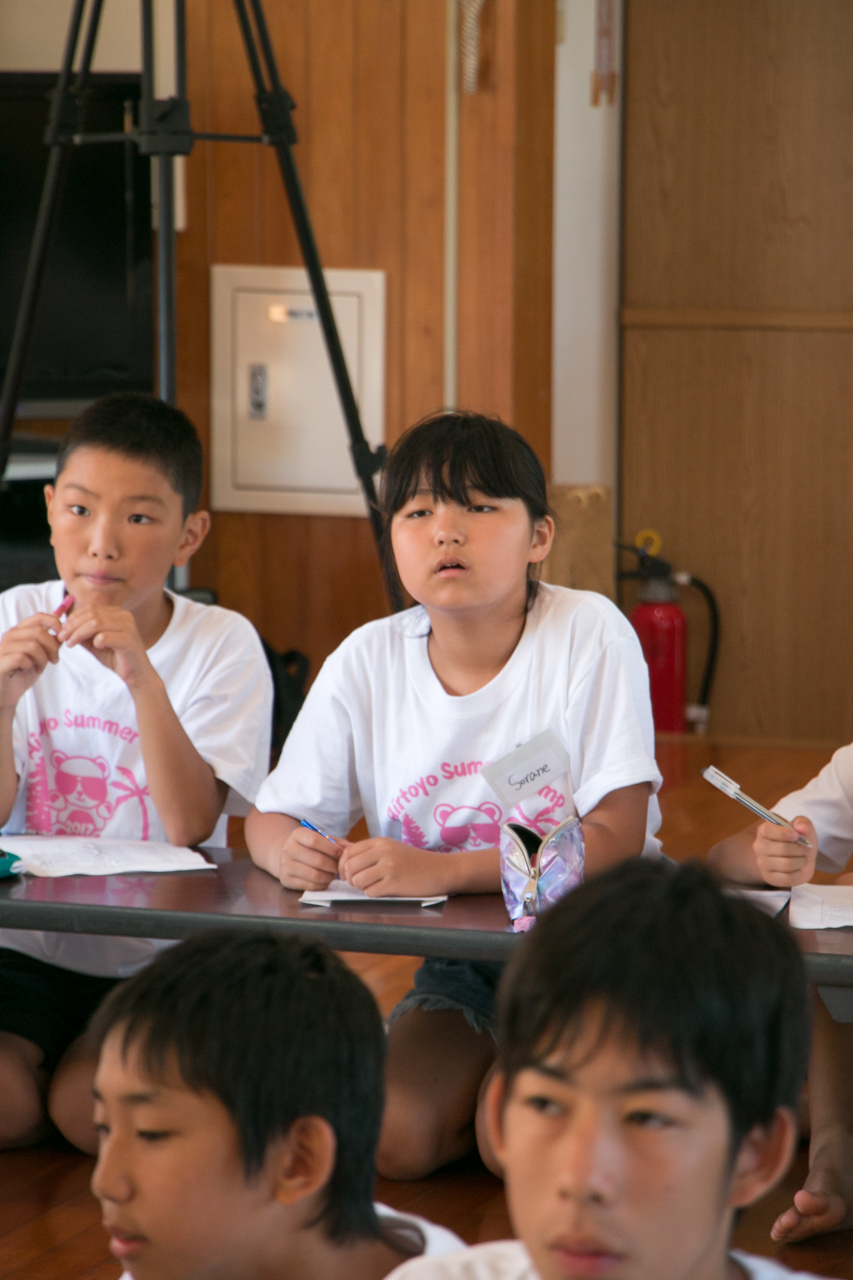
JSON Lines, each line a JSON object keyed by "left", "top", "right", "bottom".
{"left": 0, "top": 0, "right": 400, "bottom": 607}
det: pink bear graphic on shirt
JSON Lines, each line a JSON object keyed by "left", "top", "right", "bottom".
{"left": 433, "top": 802, "right": 503, "bottom": 849}
{"left": 48, "top": 752, "right": 114, "bottom": 835}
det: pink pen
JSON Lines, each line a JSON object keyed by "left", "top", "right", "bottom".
{"left": 6, "top": 594, "right": 74, "bottom": 680}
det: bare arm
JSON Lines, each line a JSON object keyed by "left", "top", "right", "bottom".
{"left": 0, "top": 709, "right": 18, "bottom": 828}
{"left": 707, "top": 823, "right": 765, "bottom": 884}
{"left": 0, "top": 612, "right": 63, "bottom": 826}
{"left": 580, "top": 781, "right": 652, "bottom": 874}
{"left": 709, "top": 816, "right": 818, "bottom": 887}
{"left": 131, "top": 674, "right": 228, "bottom": 846}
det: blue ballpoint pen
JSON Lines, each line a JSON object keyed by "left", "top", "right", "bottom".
{"left": 300, "top": 819, "right": 340, "bottom": 845}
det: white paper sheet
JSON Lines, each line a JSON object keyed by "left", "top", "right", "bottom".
{"left": 0, "top": 836, "right": 212, "bottom": 878}
{"left": 790, "top": 884, "right": 853, "bottom": 930}
{"left": 300, "top": 879, "right": 447, "bottom": 908}
{"left": 725, "top": 886, "right": 791, "bottom": 918}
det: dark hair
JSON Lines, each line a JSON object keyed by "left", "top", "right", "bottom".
{"left": 55, "top": 392, "right": 203, "bottom": 517}
{"left": 379, "top": 411, "right": 552, "bottom": 607}
{"left": 497, "top": 860, "right": 810, "bottom": 1148}
{"left": 89, "top": 930, "right": 386, "bottom": 1243}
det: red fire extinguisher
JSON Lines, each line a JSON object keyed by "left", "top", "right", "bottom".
{"left": 618, "top": 533, "right": 719, "bottom": 735}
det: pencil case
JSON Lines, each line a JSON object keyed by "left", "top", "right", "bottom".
{"left": 500, "top": 816, "right": 585, "bottom": 932}
{"left": 0, "top": 852, "right": 22, "bottom": 879}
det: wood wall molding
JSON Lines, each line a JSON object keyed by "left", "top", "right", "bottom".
{"left": 622, "top": 309, "right": 853, "bottom": 332}
{"left": 620, "top": 0, "right": 853, "bottom": 742}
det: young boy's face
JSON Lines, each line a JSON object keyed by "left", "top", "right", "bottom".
{"left": 487, "top": 1011, "right": 777, "bottom": 1280}
{"left": 44, "top": 447, "right": 207, "bottom": 614}
{"left": 92, "top": 1029, "right": 276, "bottom": 1280}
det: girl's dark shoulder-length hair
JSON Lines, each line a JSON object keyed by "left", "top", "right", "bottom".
{"left": 379, "top": 410, "right": 552, "bottom": 607}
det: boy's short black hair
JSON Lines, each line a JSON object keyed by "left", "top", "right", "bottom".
{"left": 90, "top": 930, "right": 386, "bottom": 1243}
{"left": 379, "top": 411, "right": 552, "bottom": 606}
{"left": 497, "top": 859, "right": 810, "bottom": 1148}
{"left": 55, "top": 392, "right": 203, "bottom": 517}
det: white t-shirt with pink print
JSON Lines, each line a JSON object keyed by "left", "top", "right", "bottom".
{"left": 0, "top": 580, "right": 272, "bottom": 976}
{"left": 254, "top": 583, "right": 663, "bottom": 856}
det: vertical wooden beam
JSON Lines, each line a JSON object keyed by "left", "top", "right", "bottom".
{"left": 456, "top": 0, "right": 554, "bottom": 471}
{"left": 513, "top": 0, "right": 555, "bottom": 469}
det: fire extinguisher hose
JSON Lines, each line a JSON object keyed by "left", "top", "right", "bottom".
{"left": 683, "top": 575, "right": 719, "bottom": 708}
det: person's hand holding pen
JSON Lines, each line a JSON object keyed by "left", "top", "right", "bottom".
{"left": 275, "top": 818, "right": 346, "bottom": 891}
{"left": 752, "top": 815, "right": 819, "bottom": 887}
{"left": 0, "top": 594, "right": 74, "bottom": 709}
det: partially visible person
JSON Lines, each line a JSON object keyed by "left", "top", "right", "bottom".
{"left": 0, "top": 393, "right": 272, "bottom": 1154}
{"left": 387, "top": 859, "right": 820, "bottom": 1280}
{"left": 90, "top": 929, "right": 464, "bottom": 1280}
{"left": 709, "top": 749, "right": 853, "bottom": 1243}
{"left": 247, "top": 411, "right": 662, "bottom": 1179}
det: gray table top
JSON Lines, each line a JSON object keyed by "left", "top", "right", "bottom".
{"left": 0, "top": 851, "right": 852, "bottom": 979}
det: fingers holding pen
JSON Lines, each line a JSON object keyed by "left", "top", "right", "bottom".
{"left": 277, "top": 825, "right": 344, "bottom": 891}
{"left": 753, "top": 816, "right": 818, "bottom": 886}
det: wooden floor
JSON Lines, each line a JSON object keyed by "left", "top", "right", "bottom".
{"left": 5, "top": 740, "right": 853, "bottom": 1278}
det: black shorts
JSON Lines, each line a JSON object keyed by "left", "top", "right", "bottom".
{"left": 0, "top": 948, "right": 119, "bottom": 1073}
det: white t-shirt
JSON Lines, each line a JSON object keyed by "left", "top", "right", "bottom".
{"left": 255, "top": 584, "right": 662, "bottom": 855}
{"left": 0, "top": 581, "right": 272, "bottom": 975}
{"left": 385, "top": 1239, "right": 827, "bottom": 1280}
{"left": 773, "top": 743, "right": 853, "bottom": 872}
{"left": 117, "top": 1201, "right": 464, "bottom": 1280}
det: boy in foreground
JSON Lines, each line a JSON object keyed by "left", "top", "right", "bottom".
{"left": 89, "top": 930, "right": 463, "bottom": 1280}
{"left": 0, "top": 393, "right": 272, "bottom": 1152}
{"left": 389, "top": 860, "right": 822, "bottom": 1280}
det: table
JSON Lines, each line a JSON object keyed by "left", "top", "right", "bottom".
{"left": 2, "top": 852, "right": 853, "bottom": 1018}
{"left": 0, "top": 852, "right": 515, "bottom": 962}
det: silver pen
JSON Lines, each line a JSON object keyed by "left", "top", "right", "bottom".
{"left": 702, "top": 766, "right": 814, "bottom": 849}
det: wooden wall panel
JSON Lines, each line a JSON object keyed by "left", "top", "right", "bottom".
{"left": 623, "top": 0, "right": 853, "bottom": 311}
{"left": 178, "top": 0, "right": 443, "bottom": 669}
{"left": 177, "top": 0, "right": 554, "bottom": 677}
{"left": 620, "top": 0, "right": 853, "bottom": 742}
{"left": 621, "top": 329, "right": 853, "bottom": 741}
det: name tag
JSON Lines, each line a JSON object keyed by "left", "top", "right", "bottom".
{"left": 481, "top": 731, "right": 571, "bottom": 809}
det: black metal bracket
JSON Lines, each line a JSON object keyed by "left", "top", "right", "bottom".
{"left": 137, "top": 96, "right": 194, "bottom": 156}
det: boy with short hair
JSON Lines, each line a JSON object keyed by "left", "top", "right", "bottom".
{"left": 89, "top": 929, "right": 464, "bottom": 1280}
{"left": 389, "top": 860, "right": 823, "bottom": 1280}
{"left": 0, "top": 392, "right": 272, "bottom": 1152}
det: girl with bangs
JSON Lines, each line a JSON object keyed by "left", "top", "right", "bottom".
{"left": 247, "top": 412, "right": 662, "bottom": 1181}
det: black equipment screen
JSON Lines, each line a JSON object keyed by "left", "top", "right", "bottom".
{"left": 0, "top": 72, "right": 153, "bottom": 407}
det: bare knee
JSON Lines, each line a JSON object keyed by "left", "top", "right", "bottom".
{"left": 0, "top": 1035, "right": 48, "bottom": 1148}
{"left": 48, "top": 1040, "right": 99, "bottom": 1155}
{"left": 377, "top": 1092, "right": 459, "bottom": 1180}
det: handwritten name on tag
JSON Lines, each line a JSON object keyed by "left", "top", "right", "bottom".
{"left": 481, "top": 731, "right": 572, "bottom": 809}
